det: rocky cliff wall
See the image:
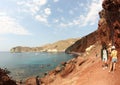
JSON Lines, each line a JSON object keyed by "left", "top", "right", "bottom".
{"left": 65, "top": 31, "right": 100, "bottom": 53}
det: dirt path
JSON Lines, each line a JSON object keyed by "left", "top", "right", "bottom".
{"left": 76, "top": 58, "right": 120, "bottom": 85}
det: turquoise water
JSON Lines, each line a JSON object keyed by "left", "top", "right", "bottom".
{"left": 0, "top": 52, "right": 74, "bottom": 80}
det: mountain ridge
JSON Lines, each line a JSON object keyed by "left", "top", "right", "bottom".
{"left": 10, "top": 38, "right": 79, "bottom": 53}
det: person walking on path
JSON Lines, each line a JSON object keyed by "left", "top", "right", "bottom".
{"left": 101, "top": 46, "right": 108, "bottom": 69}
{"left": 107, "top": 44, "right": 112, "bottom": 65}
{"left": 109, "top": 46, "right": 118, "bottom": 72}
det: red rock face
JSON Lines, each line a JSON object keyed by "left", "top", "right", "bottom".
{"left": 65, "top": 31, "right": 100, "bottom": 53}
{"left": 66, "top": 0, "right": 120, "bottom": 53}
{"left": 0, "top": 68, "right": 16, "bottom": 85}
{"left": 100, "top": 0, "right": 120, "bottom": 48}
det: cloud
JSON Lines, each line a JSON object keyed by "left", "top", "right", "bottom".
{"left": 59, "top": 0, "right": 102, "bottom": 28}
{"left": 17, "top": 0, "right": 52, "bottom": 24}
{"left": 35, "top": 15, "right": 47, "bottom": 23}
{"left": 30, "top": 6, "right": 40, "bottom": 14}
{"left": 44, "top": 8, "right": 51, "bottom": 15}
{"left": 60, "top": 23, "right": 67, "bottom": 27}
{"left": 0, "top": 14, "right": 31, "bottom": 35}
{"left": 59, "top": 15, "right": 82, "bottom": 28}
{"left": 35, "top": 8, "right": 51, "bottom": 23}
{"left": 36, "top": 0, "right": 47, "bottom": 6}
{"left": 17, "top": 0, "right": 47, "bottom": 7}
{"left": 53, "top": 0, "right": 59, "bottom": 2}
{"left": 82, "top": 0, "right": 102, "bottom": 26}
{"left": 17, "top": 0, "right": 47, "bottom": 15}
{"left": 60, "top": 22, "right": 74, "bottom": 28}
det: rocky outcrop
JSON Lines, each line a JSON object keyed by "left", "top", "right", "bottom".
{"left": 65, "top": 31, "right": 100, "bottom": 53}
{"left": 10, "top": 38, "right": 79, "bottom": 53}
{"left": 0, "top": 68, "right": 17, "bottom": 85}
{"left": 66, "top": 0, "right": 120, "bottom": 53}
{"left": 60, "top": 60, "right": 75, "bottom": 77}
{"left": 40, "top": 58, "right": 77, "bottom": 84}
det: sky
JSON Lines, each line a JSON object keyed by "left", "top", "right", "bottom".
{"left": 0, "top": 0, "right": 103, "bottom": 51}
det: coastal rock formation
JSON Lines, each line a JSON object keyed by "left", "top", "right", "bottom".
{"left": 10, "top": 38, "right": 79, "bottom": 53}
{"left": 60, "top": 60, "right": 75, "bottom": 77}
{"left": 0, "top": 68, "right": 17, "bottom": 85}
{"left": 65, "top": 31, "right": 99, "bottom": 53}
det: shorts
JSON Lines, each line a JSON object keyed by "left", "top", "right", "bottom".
{"left": 102, "top": 57, "right": 107, "bottom": 62}
{"left": 112, "top": 57, "right": 117, "bottom": 63}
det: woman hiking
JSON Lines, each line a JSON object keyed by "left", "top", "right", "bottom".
{"left": 109, "top": 46, "right": 118, "bottom": 72}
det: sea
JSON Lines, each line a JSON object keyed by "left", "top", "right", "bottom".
{"left": 0, "top": 52, "right": 74, "bottom": 80}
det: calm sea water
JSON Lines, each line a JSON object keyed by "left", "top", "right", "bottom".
{"left": 0, "top": 52, "right": 74, "bottom": 80}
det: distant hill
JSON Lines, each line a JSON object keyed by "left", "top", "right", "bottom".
{"left": 10, "top": 38, "right": 80, "bottom": 53}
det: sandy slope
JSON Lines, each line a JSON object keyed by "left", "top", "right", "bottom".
{"left": 76, "top": 59, "right": 120, "bottom": 85}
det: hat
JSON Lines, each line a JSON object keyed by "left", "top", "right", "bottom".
{"left": 111, "top": 46, "right": 115, "bottom": 49}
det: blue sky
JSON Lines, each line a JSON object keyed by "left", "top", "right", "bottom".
{"left": 0, "top": 0, "right": 103, "bottom": 51}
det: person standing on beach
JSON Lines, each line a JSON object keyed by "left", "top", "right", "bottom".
{"left": 109, "top": 46, "right": 118, "bottom": 72}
